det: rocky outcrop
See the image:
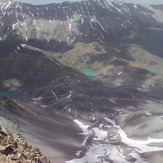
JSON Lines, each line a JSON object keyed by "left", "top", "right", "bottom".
{"left": 0, "top": 126, "right": 50, "bottom": 163}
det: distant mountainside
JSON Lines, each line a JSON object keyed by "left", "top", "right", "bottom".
{"left": 0, "top": 0, "right": 163, "bottom": 163}
{"left": 0, "top": 0, "right": 163, "bottom": 44}
{"left": 0, "top": 0, "right": 163, "bottom": 89}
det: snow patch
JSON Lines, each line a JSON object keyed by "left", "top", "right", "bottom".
{"left": 67, "top": 118, "right": 163, "bottom": 163}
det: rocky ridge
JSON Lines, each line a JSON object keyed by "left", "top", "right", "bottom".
{"left": 0, "top": 126, "right": 50, "bottom": 163}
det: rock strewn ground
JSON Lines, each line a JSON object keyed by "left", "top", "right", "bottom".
{"left": 0, "top": 126, "right": 50, "bottom": 163}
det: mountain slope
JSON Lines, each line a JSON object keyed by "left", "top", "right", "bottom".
{"left": 0, "top": 0, "right": 163, "bottom": 91}
{"left": 0, "top": 0, "right": 163, "bottom": 44}
{"left": 0, "top": 0, "right": 163, "bottom": 163}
